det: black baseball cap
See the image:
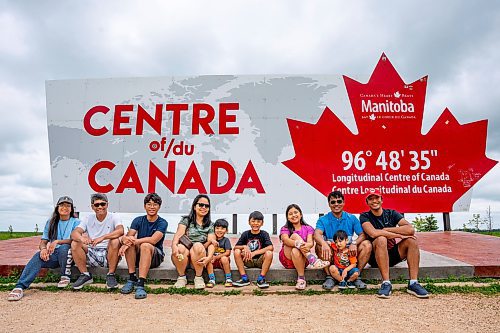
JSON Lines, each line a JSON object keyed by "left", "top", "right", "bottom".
{"left": 57, "top": 196, "right": 73, "bottom": 205}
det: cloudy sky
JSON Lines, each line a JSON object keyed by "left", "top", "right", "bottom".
{"left": 1, "top": 1, "right": 499, "bottom": 231}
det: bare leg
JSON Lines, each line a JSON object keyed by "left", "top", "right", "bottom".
{"left": 290, "top": 234, "right": 314, "bottom": 261}
{"left": 398, "top": 238, "right": 420, "bottom": 280}
{"left": 329, "top": 265, "right": 342, "bottom": 282}
{"left": 189, "top": 242, "right": 206, "bottom": 276}
{"left": 234, "top": 249, "right": 247, "bottom": 276}
{"left": 106, "top": 238, "right": 120, "bottom": 274}
{"left": 124, "top": 244, "right": 138, "bottom": 274}
{"left": 206, "top": 261, "right": 214, "bottom": 275}
{"left": 356, "top": 240, "right": 372, "bottom": 273}
{"left": 220, "top": 256, "right": 231, "bottom": 275}
{"left": 373, "top": 237, "right": 390, "bottom": 281}
{"left": 71, "top": 241, "right": 88, "bottom": 273}
{"left": 290, "top": 248, "right": 306, "bottom": 276}
{"left": 260, "top": 250, "right": 273, "bottom": 276}
{"left": 171, "top": 244, "right": 190, "bottom": 276}
{"left": 138, "top": 243, "right": 154, "bottom": 279}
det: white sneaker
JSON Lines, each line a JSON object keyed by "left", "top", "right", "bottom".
{"left": 57, "top": 276, "right": 71, "bottom": 288}
{"left": 173, "top": 276, "right": 187, "bottom": 288}
{"left": 194, "top": 276, "right": 205, "bottom": 290}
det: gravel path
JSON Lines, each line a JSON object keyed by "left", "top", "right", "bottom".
{"left": 1, "top": 291, "right": 499, "bottom": 333}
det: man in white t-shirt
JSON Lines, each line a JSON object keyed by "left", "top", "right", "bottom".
{"left": 70, "top": 193, "right": 124, "bottom": 289}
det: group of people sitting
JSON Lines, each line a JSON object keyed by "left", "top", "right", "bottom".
{"left": 7, "top": 189, "right": 429, "bottom": 301}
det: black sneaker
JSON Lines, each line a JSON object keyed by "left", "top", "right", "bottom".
{"left": 407, "top": 282, "right": 429, "bottom": 298}
{"left": 72, "top": 273, "right": 93, "bottom": 290}
{"left": 347, "top": 281, "right": 356, "bottom": 289}
{"left": 256, "top": 278, "right": 269, "bottom": 289}
{"left": 106, "top": 273, "right": 118, "bottom": 289}
{"left": 377, "top": 282, "right": 392, "bottom": 298}
{"left": 232, "top": 279, "right": 250, "bottom": 287}
{"left": 338, "top": 280, "right": 347, "bottom": 290}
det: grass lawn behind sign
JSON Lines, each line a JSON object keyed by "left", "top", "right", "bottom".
{"left": 477, "top": 231, "right": 500, "bottom": 237}
{"left": 0, "top": 232, "right": 42, "bottom": 241}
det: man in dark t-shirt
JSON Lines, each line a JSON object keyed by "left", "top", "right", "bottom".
{"left": 119, "top": 193, "right": 168, "bottom": 299}
{"left": 360, "top": 189, "right": 428, "bottom": 299}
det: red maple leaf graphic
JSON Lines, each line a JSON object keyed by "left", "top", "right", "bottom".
{"left": 283, "top": 53, "right": 498, "bottom": 213}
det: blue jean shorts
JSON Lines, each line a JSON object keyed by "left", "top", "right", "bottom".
{"left": 338, "top": 267, "right": 359, "bottom": 279}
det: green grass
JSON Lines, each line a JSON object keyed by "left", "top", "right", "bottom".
{"left": 1, "top": 281, "right": 499, "bottom": 295}
{"left": 1, "top": 271, "right": 496, "bottom": 286}
{"left": 0, "top": 232, "right": 42, "bottom": 240}
{"left": 477, "top": 231, "right": 500, "bottom": 237}
{"left": 425, "top": 283, "right": 500, "bottom": 295}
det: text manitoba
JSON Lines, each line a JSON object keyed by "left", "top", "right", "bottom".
{"left": 361, "top": 99, "right": 414, "bottom": 113}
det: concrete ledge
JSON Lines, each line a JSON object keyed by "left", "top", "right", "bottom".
{"left": 68, "top": 250, "right": 475, "bottom": 282}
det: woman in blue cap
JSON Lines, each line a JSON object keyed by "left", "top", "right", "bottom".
{"left": 7, "top": 196, "right": 81, "bottom": 301}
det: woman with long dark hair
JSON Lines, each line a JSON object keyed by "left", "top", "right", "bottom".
{"left": 279, "top": 204, "right": 330, "bottom": 290}
{"left": 171, "top": 194, "right": 216, "bottom": 289}
{"left": 7, "top": 196, "right": 81, "bottom": 301}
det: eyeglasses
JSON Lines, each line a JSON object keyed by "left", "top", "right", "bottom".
{"left": 58, "top": 203, "right": 71, "bottom": 208}
{"left": 197, "top": 203, "right": 210, "bottom": 209}
{"left": 330, "top": 199, "right": 344, "bottom": 205}
{"left": 93, "top": 202, "right": 107, "bottom": 208}
{"left": 146, "top": 202, "right": 160, "bottom": 207}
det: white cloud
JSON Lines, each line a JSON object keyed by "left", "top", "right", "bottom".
{"left": 0, "top": 12, "right": 31, "bottom": 57}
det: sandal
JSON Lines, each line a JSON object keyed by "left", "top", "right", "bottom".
{"left": 308, "top": 258, "right": 331, "bottom": 270}
{"left": 295, "top": 279, "right": 307, "bottom": 290}
{"left": 322, "top": 276, "right": 335, "bottom": 290}
{"left": 135, "top": 286, "right": 147, "bottom": 299}
{"left": 8, "top": 288, "right": 23, "bottom": 301}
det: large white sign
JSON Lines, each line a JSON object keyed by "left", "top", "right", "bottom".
{"left": 47, "top": 56, "right": 497, "bottom": 214}
{"left": 46, "top": 75, "right": 348, "bottom": 213}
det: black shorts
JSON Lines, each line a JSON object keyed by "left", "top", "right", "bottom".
{"left": 135, "top": 246, "right": 164, "bottom": 269}
{"left": 368, "top": 242, "right": 404, "bottom": 268}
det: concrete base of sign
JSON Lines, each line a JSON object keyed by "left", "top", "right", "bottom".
{"left": 1, "top": 232, "right": 497, "bottom": 281}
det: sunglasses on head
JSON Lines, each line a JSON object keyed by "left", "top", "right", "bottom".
{"left": 197, "top": 203, "right": 210, "bottom": 209}
{"left": 93, "top": 202, "right": 107, "bottom": 208}
{"left": 330, "top": 199, "right": 343, "bottom": 205}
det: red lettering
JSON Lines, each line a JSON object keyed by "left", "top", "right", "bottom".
{"left": 136, "top": 104, "right": 162, "bottom": 135}
{"left": 148, "top": 160, "right": 175, "bottom": 193}
{"left": 177, "top": 161, "right": 207, "bottom": 194}
{"left": 219, "top": 103, "right": 239, "bottom": 134}
{"left": 84, "top": 105, "right": 109, "bottom": 136}
{"left": 116, "top": 161, "right": 144, "bottom": 193}
{"left": 235, "top": 161, "right": 265, "bottom": 193}
{"left": 113, "top": 105, "right": 133, "bottom": 135}
{"left": 165, "top": 104, "right": 189, "bottom": 135}
{"left": 88, "top": 160, "right": 115, "bottom": 192}
{"left": 192, "top": 103, "right": 215, "bottom": 135}
{"left": 210, "top": 161, "right": 236, "bottom": 194}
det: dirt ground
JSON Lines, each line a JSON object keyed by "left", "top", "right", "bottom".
{"left": 1, "top": 291, "right": 499, "bottom": 333}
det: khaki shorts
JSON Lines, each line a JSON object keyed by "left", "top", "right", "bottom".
{"left": 244, "top": 254, "right": 265, "bottom": 268}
